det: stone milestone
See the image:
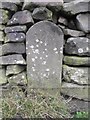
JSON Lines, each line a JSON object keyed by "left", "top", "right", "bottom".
{"left": 26, "top": 21, "right": 64, "bottom": 89}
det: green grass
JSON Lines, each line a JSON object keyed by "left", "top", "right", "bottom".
{"left": 2, "top": 86, "right": 71, "bottom": 118}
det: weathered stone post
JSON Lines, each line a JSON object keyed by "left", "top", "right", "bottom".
{"left": 26, "top": 21, "right": 64, "bottom": 96}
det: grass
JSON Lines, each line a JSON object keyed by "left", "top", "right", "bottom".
{"left": 2, "top": 86, "right": 71, "bottom": 118}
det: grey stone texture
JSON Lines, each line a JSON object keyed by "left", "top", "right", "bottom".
{"left": 76, "top": 13, "right": 90, "bottom": 33}
{"left": 64, "top": 56, "right": 90, "bottom": 66}
{"left": 5, "top": 32, "right": 25, "bottom": 43}
{"left": 7, "top": 10, "right": 34, "bottom": 25}
{"left": 0, "top": 54, "right": 26, "bottom": 65}
{"left": 32, "top": 7, "right": 52, "bottom": 20}
{"left": 65, "top": 37, "right": 90, "bottom": 56}
{"left": 61, "top": 82, "right": 89, "bottom": 101}
{"left": 0, "top": 43, "right": 25, "bottom": 56}
{"left": 8, "top": 71, "right": 27, "bottom": 86}
{"left": 26, "top": 21, "right": 64, "bottom": 89}
{"left": 5, "top": 25, "right": 27, "bottom": 33}
{"left": 0, "top": 2, "right": 18, "bottom": 12}
{"left": 0, "top": 67, "right": 7, "bottom": 85}
{"left": 63, "top": 65, "right": 88, "bottom": 85}
{"left": 63, "top": 0, "right": 90, "bottom": 15}
{"left": 6, "top": 65, "right": 26, "bottom": 76}
{"left": 0, "top": 9, "right": 10, "bottom": 24}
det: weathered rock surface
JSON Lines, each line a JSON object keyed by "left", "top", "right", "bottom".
{"left": 61, "top": 82, "right": 89, "bottom": 101}
{"left": 63, "top": 0, "right": 90, "bottom": 15}
{"left": 0, "top": 2, "right": 18, "bottom": 12}
{"left": 86, "top": 33, "right": 90, "bottom": 39}
{"left": 65, "top": 37, "right": 90, "bottom": 56}
{"left": 67, "top": 99, "right": 89, "bottom": 113}
{"left": 64, "top": 0, "right": 76, "bottom": 3}
{"left": 0, "top": 54, "right": 26, "bottom": 65}
{"left": 23, "top": 2, "right": 47, "bottom": 11}
{"left": 0, "top": 31, "right": 5, "bottom": 42}
{"left": 5, "top": 32, "right": 25, "bottom": 43}
{"left": 8, "top": 72, "right": 27, "bottom": 86}
{"left": 7, "top": 10, "right": 34, "bottom": 25}
{"left": 5, "top": 25, "right": 27, "bottom": 33}
{"left": 58, "top": 16, "right": 68, "bottom": 26}
{"left": 63, "top": 65, "right": 88, "bottom": 85}
{"left": 76, "top": 13, "right": 90, "bottom": 33}
{"left": 0, "top": 67, "right": 7, "bottom": 85}
{"left": 46, "top": 2, "right": 63, "bottom": 12}
{"left": 6, "top": 65, "right": 26, "bottom": 76}
{"left": 26, "top": 21, "right": 63, "bottom": 89}
{"left": 0, "top": 43, "right": 25, "bottom": 56}
{"left": 64, "top": 56, "right": 90, "bottom": 66}
{"left": 0, "top": 24, "right": 5, "bottom": 31}
{"left": 63, "top": 28, "right": 85, "bottom": 37}
{"left": 0, "top": 9, "right": 10, "bottom": 24}
{"left": 32, "top": 7, "right": 52, "bottom": 20}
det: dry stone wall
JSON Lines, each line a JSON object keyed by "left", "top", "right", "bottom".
{"left": 0, "top": 0, "right": 90, "bottom": 113}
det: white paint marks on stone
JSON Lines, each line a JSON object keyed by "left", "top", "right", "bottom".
{"left": 21, "top": 36, "right": 24, "bottom": 39}
{"left": 53, "top": 71, "right": 55, "bottom": 74}
{"left": 13, "top": 18, "right": 17, "bottom": 21}
{"left": 46, "top": 55, "right": 48, "bottom": 58}
{"left": 35, "top": 49, "right": 39, "bottom": 54}
{"left": 35, "top": 56, "right": 38, "bottom": 59}
{"left": 45, "top": 48, "right": 47, "bottom": 51}
{"left": 42, "top": 61, "right": 46, "bottom": 65}
{"left": 30, "top": 45, "right": 34, "bottom": 49}
{"left": 22, "top": 75, "right": 25, "bottom": 79}
{"left": 46, "top": 68, "right": 50, "bottom": 72}
{"left": 16, "top": 60, "right": 24, "bottom": 64}
{"left": 32, "top": 67, "right": 35, "bottom": 72}
{"left": 86, "top": 47, "right": 89, "bottom": 51}
{"left": 40, "top": 41, "right": 43, "bottom": 44}
{"left": 43, "top": 51, "right": 45, "bottom": 54}
{"left": 16, "top": 38, "right": 19, "bottom": 40}
{"left": 40, "top": 57, "right": 43, "bottom": 60}
{"left": 86, "top": 39, "right": 89, "bottom": 42}
{"left": 36, "top": 44, "right": 39, "bottom": 47}
{"left": 36, "top": 39, "right": 39, "bottom": 43}
{"left": 32, "top": 58, "right": 35, "bottom": 62}
{"left": 55, "top": 51, "right": 58, "bottom": 54}
{"left": 53, "top": 48, "right": 57, "bottom": 51}
{"left": 43, "top": 74, "right": 47, "bottom": 77}
{"left": 78, "top": 48, "right": 83, "bottom": 53}
{"left": 45, "top": 43, "right": 47, "bottom": 46}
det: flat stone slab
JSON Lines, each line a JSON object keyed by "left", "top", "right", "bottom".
{"left": 0, "top": 67, "right": 7, "bottom": 85}
{"left": 61, "top": 82, "right": 89, "bottom": 101}
{"left": 65, "top": 37, "right": 90, "bottom": 56}
{"left": 0, "top": 2, "right": 18, "bottom": 12}
{"left": 5, "top": 32, "right": 25, "bottom": 43}
{"left": 63, "top": 0, "right": 90, "bottom": 15}
{"left": 8, "top": 71, "right": 27, "bottom": 86}
{"left": 26, "top": 21, "right": 63, "bottom": 89}
{"left": 6, "top": 65, "right": 26, "bottom": 76}
{"left": 5, "top": 25, "right": 27, "bottom": 33}
{"left": 0, "top": 9, "right": 10, "bottom": 24}
{"left": 7, "top": 10, "right": 34, "bottom": 25}
{"left": 0, "top": 54, "right": 26, "bottom": 65}
{"left": 63, "top": 65, "right": 88, "bottom": 85}
{"left": 76, "top": 13, "right": 90, "bottom": 33}
{"left": 64, "top": 56, "right": 90, "bottom": 66}
{"left": 32, "top": 7, "right": 52, "bottom": 20}
{"left": 0, "top": 31, "right": 5, "bottom": 42}
{"left": 0, "top": 43, "right": 25, "bottom": 56}
{"left": 63, "top": 28, "right": 85, "bottom": 37}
